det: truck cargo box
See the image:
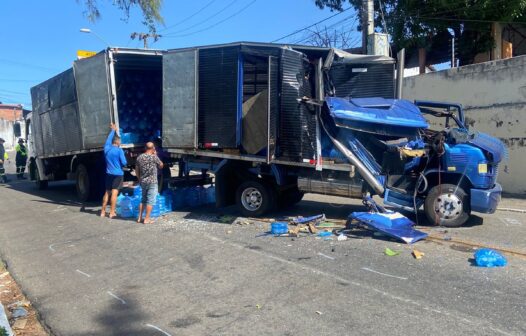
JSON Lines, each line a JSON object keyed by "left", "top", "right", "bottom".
{"left": 163, "top": 42, "right": 323, "bottom": 163}
{"left": 30, "top": 48, "right": 163, "bottom": 158}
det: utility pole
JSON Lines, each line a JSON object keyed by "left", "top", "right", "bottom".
{"left": 130, "top": 32, "right": 162, "bottom": 49}
{"left": 361, "top": 0, "right": 374, "bottom": 54}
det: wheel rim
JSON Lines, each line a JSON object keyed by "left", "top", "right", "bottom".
{"left": 434, "top": 192, "right": 463, "bottom": 220}
{"left": 241, "top": 187, "right": 263, "bottom": 211}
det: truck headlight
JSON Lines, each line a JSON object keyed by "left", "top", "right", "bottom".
{"left": 478, "top": 163, "right": 488, "bottom": 174}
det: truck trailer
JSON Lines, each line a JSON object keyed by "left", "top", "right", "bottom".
{"left": 28, "top": 48, "right": 164, "bottom": 201}
{"left": 161, "top": 42, "right": 506, "bottom": 227}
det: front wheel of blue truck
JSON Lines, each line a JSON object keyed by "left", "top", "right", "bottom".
{"left": 424, "top": 183, "right": 471, "bottom": 227}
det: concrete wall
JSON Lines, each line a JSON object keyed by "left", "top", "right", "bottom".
{"left": 403, "top": 55, "right": 526, "bottom": 195}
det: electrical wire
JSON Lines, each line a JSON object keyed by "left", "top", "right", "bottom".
{"left": 163, "top": 0, "right": 257, "bottom": 38}
{"left": 293, "top": 15, "right": 359, "bottom": 46}
{"left": 159, "top": 0, "right": 218, "bottom": 32}
{"left": 271, "top": 7, "right": 353, "bottom": 43}
{"left": 0, "top": 58, "right": 60, "bottom": 73}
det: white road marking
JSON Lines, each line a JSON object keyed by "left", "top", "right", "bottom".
{"left": 203, "top": 233, "right": 514, "bottom": 336}
{"left": 145, "top": 324, "right": 173, "bottom": 336}
{"left": 107, "top": 291, "right": 126, "bottom": 305}
{"left": 48, "top": 241, "right": 72, "bottom": 252}
{"left": 317, "top": 252, "right": 335, "bottom": 260}
{"left": 75, "top": 269, "right": 91, "bottom": 278}
{"left": 499, "top": 217, "right": 522, "bottom": 226}
{"left": 361, "top": 267, "right": 408, "bottom": 280}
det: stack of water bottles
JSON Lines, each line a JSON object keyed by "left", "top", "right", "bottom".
{"left": 116, "top": 185, "right": 174, "bottom": 219}
{"left": 170, "top": 185, "right": 216, "bottom": 210}
{"left": 116, "top": 70, "right": 162, "bottom": 145}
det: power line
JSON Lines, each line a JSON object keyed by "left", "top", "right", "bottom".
{"left": 0, "top": 58, "right": 60, "bottom": 73}
{"left": 271, "top": 7, "right": 353, "bottom": 43}
{"left": 163, "top": 0, "right": 258, "bottom": 38}
{"left": 163, "top": 0, "right": 240, "bottom": 36}
{"left": 293, "top": 15, "right": 359, "bottom": 45}
{"left": 159, "top": 0, "right": 218, "bottom": 32}
{"left": 0, "top": 78, "right": 41, "bottom": 83}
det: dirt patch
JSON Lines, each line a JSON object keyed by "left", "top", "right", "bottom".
{"left": 0, "top": 263, "right": 48, "bottom": 335}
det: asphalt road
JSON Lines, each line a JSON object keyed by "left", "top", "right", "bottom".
{"left": 0, "top": 170, "right": 525, "bottom": 335}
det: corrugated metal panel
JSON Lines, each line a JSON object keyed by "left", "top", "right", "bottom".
{"left": 278, "top": 49, "right": 316, "bottom": 162}
{"left": 198, "top": 46, "right": 240, "bottom": 148}
{"left": 163, "top": 49, "right": 197, "bottom": 148}
{"left": 73, "top": 52, "right": 113, "bottom": 149}
{"left": 267, "top": 56, "right": 279, "bottom": 162}
{"left": 50, "top": 108, "right": 68, "bottom": 154}
{"left": 40, "top": 112, "right": 54, "bottom": 156}
{"left": 330, "top": 63, "right": 395, "bottom": 99}
{"left": 61, "top": 103, "right": 82, "bottom": 152}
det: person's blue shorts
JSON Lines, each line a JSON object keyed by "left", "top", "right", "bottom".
{"left": 141, "top": 183, "right": 158, "bottom": 206}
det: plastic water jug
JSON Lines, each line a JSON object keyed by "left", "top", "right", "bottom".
{"left": 120, "top": 196, "right": 135, "bottom": 218}
{"left": 172, "top": 188, "right": 186, "bottom": 209}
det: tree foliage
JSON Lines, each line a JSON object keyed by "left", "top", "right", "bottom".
{"left": 315, "top": 0, "right": 526, "bottom": 64}
{"left": 79, "top": 0, "right": 164, "bottom": 33}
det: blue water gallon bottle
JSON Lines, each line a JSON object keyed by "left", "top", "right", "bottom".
{"left": 120, "top": 196, "right": 135, "bottom": 218}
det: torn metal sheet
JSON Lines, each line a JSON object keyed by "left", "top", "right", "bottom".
{"left": 350, "top": 211, "right": 428, "bottom": 244}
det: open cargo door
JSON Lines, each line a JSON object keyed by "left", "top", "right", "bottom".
{"left": 267, "top": 55, "right": 279, "bottom": 162}
{"left": 73, "top": 52, "right": 113, "bottom": 149}
{"left": 162, "top": 49, "right": 198, "bottom": 148}
{"left": 278, "top": 48, "right": 316, "bottom": 162}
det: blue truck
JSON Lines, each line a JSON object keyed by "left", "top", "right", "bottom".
{"left": 162, "top": 42, "right": 506, "bottom": 227}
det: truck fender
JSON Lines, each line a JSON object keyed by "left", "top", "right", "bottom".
{"left": 423, "top": 169, "right": 472, "bottom": 193}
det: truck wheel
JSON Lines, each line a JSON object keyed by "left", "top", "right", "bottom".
{"left": 76, "top": 164, "right": 91, "bottom": 202}
{"left": 236, "top": 180, "right": 276, "bottom": 217}
{"left": 424, "top": 183, "right": 470, "bottom": 227}
{"left": 35, "top": 166, "right": 48, "bottom": 190}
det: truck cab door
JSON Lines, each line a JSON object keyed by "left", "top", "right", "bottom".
{"left": 73, "top": 52, "right": 113, "bottom": 149}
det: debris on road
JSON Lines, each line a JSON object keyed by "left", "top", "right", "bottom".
{"left": 271, "top": 222, "right": 288, "bottom": 235}
{"left": 337, "top": 234, "right": 348, "bottom": 241}
{"left": 0, "top": 262, "right": 47, "bottom": 335}
{"left": 384, "top": 248, "right": 400, "bottom": 256}
{"left": 315, "top": 311, "right": 323, "bottom": 315}
{"left": 317, "top": 231, "right": 332, "bottom": 238}
{"left": 349, "top": 197, "right": 428, "bottom": 244}
{"left": 412, "top": 250, "right": 425, "bottom": 259}
{"left": 10, "top": 308, "right": 27, "bottom": 319}
{"left": 474, "top": 248, "right": 507, "bottom": 267}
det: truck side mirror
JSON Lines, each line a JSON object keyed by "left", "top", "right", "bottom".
{"left": 13, "top": 122, "right": 21, "bottom": 138}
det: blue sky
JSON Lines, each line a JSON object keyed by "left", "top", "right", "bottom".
{"left": 0, "top": 0, "right": 360, "bottom": 108}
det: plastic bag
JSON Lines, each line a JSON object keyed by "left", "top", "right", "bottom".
{"left": 474, "top": 248, "right": 507, "bottom": 267}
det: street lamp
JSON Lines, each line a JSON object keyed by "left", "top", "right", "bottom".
{"left": 79, "top": 28, "right": 111, "bottom": 47}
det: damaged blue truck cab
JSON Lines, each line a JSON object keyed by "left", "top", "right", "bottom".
{"left": 323, "top": 97, "right": 506, "bottom": 227}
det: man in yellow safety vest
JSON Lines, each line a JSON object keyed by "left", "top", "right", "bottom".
{"left": 15, "top": 138, "right": 28, "bottom": 179}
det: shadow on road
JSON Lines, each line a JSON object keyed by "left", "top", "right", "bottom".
{"left": 70, "top": 294, "right": 161, "bottom": 336}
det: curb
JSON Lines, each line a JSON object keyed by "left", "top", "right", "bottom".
{"left": 0, "top": 303, "right": 14, "bottom": 336}
{"left": 497, "top": 207, "right": 526, "bottom": 214}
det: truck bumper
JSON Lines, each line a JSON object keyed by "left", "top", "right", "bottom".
{"left": 470, "top": 183, "right": 502, "bottom": 214}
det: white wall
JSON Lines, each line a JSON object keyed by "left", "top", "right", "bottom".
{"left": 0, "top": 119, "right": 15, "bottom": 150}
{"left": 403, "top": 56, "right": 526, "bottom": 195}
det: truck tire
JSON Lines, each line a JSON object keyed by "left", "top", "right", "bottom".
{"left": 35, "top": 165, "right": 48, "bottom": 190}
{"left": 76, "top": 164, "right": 104, "bottom": 202}
{"left": 236, "top": 180, "right": 276, "bottom": 217}
{"left": 424, "top": 183, "right": 470, "bottom": 227}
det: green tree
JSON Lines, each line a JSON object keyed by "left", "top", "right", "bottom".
{"left": 80, "top": 0, "right": 164, "bottom": 33}
{"left": 314, "top": 0, "right": 526, "bottom": 64}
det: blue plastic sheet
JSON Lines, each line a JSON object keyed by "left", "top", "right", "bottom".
{"left": 474, "top": 248, "right": 507, "bottom": 267}
{"left": 350, "top": 211, "right": 428, "bottom": 244}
